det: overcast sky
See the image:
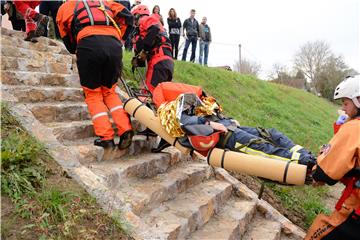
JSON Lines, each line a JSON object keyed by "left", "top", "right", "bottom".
{"left": 143, "top": 0, "right": 359, "bottom": 79}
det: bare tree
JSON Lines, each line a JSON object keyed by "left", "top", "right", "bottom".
{"left": 267, "top": 63, "right": 288, "bottom": 83}
{"left": 293, "top": 40, "right": 332, "bottom": 93}
{"left": 269, "top": 64, "right": 306, "bottom": 89}
{"left": 233, "top": 58, "right": 261, "bottom": 77}
{"left": 317, "top": 55, "right": 357, "bottom": 101}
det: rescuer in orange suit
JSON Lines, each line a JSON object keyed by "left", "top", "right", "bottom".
{"left": 130, "top": 4, "right": 173, "bottom": 93}
{"left": 306, "top": 75, "right": 360, "bottom": 240}
{"left": 56, "top": 0, "right": 134, "bottom": 150}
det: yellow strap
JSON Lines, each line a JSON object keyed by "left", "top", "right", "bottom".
{"left": 98, "top": 5, "right": 122, "bottom": 39}
{"left": 290, "top": 144, "right": 303, "bottom": 153}
{"left": 235, "top": 142, "right": 296, "bottom": 162}
{"left": 291, "top": 151, "right": 301, "bottom": 161}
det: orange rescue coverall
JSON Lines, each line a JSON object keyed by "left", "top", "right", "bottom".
{"left": 306, "top": 118, "right": 360, "bottom": 239}
{"left": 56, "top": 0, "right": 133, "bottom": 141}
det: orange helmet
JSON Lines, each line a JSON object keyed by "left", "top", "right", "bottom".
{"left": 131, "top": 4, "right": 150, "bottom": 16}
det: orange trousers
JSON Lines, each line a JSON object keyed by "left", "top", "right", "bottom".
{"left": 83, "top": 85, "right": 132, "bottom": 141}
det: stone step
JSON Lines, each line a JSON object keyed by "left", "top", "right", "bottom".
{"left": 116, "top": 163, "right": 214, "bottom": 216}
{"left": 1, "top": 70, "right": 80, "bottom": 88}
{"left": 1, "top": 56, "right": 73, "bottom": 74}
{"left": 242, "top": 215, "right": 282, "bottom": 240}
{"left": 1, "top": 30, "right": 69, "bottom": 55}
{"left": 89, "top": 147, "right": 187, "bottom": 180}
{"left": 2, "top": 85, "right": 83, "bottom": 103}
{"left": 141, "top": 180, "right": 233, "bottom": 240}
{"left": 46, "top": 120, "right": 95, "bottom": 141}
{"left": 26, "top": 102, "right": 90, "bottom": 123}
{"left": 63, "top": 135, "right": 158, "bottom": 163}
{"left": 188, "top": 200, "right": 257, "bottom": 240}
{"left": 1, "top": 45, "right": 73, "bottom": 64}
{"left": 45, "top": 118, "right": 145, "bottom": 142}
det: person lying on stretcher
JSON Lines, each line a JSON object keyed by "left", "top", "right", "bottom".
{"left": 150, "top": 82, "right": 316, "bottom": 172}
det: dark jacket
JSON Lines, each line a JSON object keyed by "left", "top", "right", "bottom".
{"left": 183, "top": 17, "right": 199, "bottom": 37}
{"left": 167, "top": 17, "right": 181, "bottom": 35}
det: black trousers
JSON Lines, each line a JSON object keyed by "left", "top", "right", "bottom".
{"left": 76, "top": 35, "right": 123, "bottom": 89}
{"left": 169, "top": 34, "right": 180, "bottom": 59}
{"left": 11, "top": 18, "right": 25, "bottom": 31}
{"left": 39, "top": 1, "right": 62, "bottom": 38}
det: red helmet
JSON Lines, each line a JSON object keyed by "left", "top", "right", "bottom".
{"left": 188, "top": 131, "right": 222, "bottom": 157}
{"left": 131, "top": 4, "right": 150, "bottom": 16}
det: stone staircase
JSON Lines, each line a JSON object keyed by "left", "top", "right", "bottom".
{"left": 1, "top": 28, "right": 305, "bottom": 240}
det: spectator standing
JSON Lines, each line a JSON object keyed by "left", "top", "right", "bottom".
{"left": 167, "top": 8, "right": 181, "bottom": 59}
{"left": 181, "top": 9, "right": 199, "bottom": 62}
{"left": 198, "top": 16, "right": 211, "bottom": 66}
{"left": 39, "top": 0, "right": 63, "bottom": 38}
{"left": 1, "top": 1, "right": 25, "bottom": 31}
{"left": 151, "top": 5, "right": 163, "bottom": 25}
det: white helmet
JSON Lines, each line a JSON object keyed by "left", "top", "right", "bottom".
{"left": 334, "top": 75, "right": 360, "bottom": 108}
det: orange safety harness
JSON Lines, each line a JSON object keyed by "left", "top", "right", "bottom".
{"left": 72, "top": 0, "right": 121, "bottom": 39}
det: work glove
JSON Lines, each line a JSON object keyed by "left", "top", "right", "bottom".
{"left": 139, "top": 50, "right": 148, "bottom": 61}
{"left": 336, "top": 115, "right": 347, "bottom": 124}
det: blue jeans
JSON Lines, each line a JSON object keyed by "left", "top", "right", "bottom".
{"left": 199, "top": 40, "right": 210, "bottom": 65}
{"left": 182, "top": 36, "right": 197, "bottom": 62}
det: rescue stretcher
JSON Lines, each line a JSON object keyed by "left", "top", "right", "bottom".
{"left": 118, "top": 66, "right": 308, "bottom": 187}
{"left": 122, "top": 97, "right": 308, "bottom": 186}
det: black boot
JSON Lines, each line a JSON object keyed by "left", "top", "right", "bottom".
{"left": 24, "top": 31, "right": 38, "bottom": 43}
{"left": 34, "top": 14, "right": 49, "bottom": 37}
{"left": 118, "top": 130, "right": 134, "bottom": 150}
{"left": 137, "top": 128, "right": 158, "bottom": 137}
{"left": 94, "top": 138, "right": 115, "bottom": 149}
{"left": 151, "top": 138, "right": 171, "bottom": 153}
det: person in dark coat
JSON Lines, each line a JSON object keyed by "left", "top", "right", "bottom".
{"left": 167, "top": 8, "right": 181, "bottom": 59}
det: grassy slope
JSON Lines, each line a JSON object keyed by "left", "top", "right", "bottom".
{"left": 123, "top": 52, "right": 337, "bottom": 228}
{"left": 124, "top": 52, "right": 337, "bottom": 152}
{"left": 1, "top": 103, "right": 130, "bottom": 239}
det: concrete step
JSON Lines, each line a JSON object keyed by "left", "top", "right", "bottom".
{"left": 1, "top": 45, "right": 73, "bottom": 64}
{"left": 89, "top": 147, "right": 187, "bottom": 180}
{"left": 62, "top": 135, "right": 158, "bottom": 163}
{"left": 1, "top": 30, "right": 69, "bottom": 55}
{"left": 116, "top": 163, "right": 214, "bottom": 215}
{"left": 26, "top": 102, "right": 90, "bottom": 123}
{"left": 1, "top": 70, "right": 80, "bottom": 88}
{"left": 2, "top": 85, "right": 83, "bottom": 103}
{"left": 1, "top": 56, "right": 73, "bottom": 74}
{"left": 242, "top": 214, "right": 282, "bottom": 240}
{"left": 188, "top": 200, "right": 257, "bottom": 240}
{"left": 141, "top": 180, "right": 233, "bottom": 240}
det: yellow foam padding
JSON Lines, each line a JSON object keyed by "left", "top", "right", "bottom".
{"left": 208, "top": 148, "right": 307, "bottom": 185}
{"left": 124, "top": 98, "right": 191, "bottom": 155}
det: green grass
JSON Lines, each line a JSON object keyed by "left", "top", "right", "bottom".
{"left": 122, "top": 52, "right": 337, "bottom": 228}
{"left": 1, "top": 103, "right": 130, "bottom": 239}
